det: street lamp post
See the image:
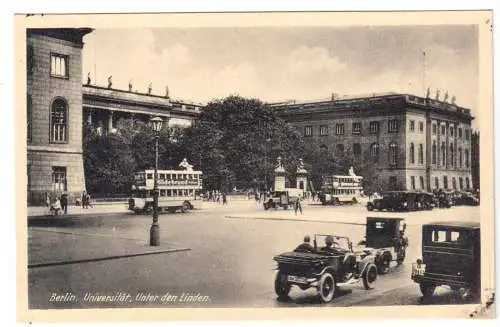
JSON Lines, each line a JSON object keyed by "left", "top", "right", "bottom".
{"left": 149, "top": 116, "right": 163, "bottom": 246}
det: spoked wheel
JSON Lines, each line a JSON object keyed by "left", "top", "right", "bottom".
{"left": 274, "top": 272, "right": 291, "bottom": 299}
{"left": 318, "top": 272, "right": 336, "bottom": 302}
{"left": 378, "top": 258, "right": 391, "bottom": 274}
{"left": 396, "top": 249, "right": 406, "bottom": 265}
{"left": 419, "top": 283, "right": 436, "bottom": 298}
{"left": 181, "top": 201, "right": 190, "bottom": 213}
{"left": 362, "top": 263, "right": 378, "bottom": 289}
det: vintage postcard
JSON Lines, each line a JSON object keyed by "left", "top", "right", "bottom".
{"left": 15, "top": 10, "right": 495, "bottom": 323}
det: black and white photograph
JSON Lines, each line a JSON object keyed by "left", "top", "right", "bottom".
{"left": 15, "top": 10, "right": 495, "bottom": 322}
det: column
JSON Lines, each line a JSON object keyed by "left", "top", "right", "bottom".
{"left": 108, "top": 111, "right": 114, "bottom": 133}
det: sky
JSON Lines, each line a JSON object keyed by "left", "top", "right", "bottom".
{"left": 82, "top": 25, "right": 478, "bottom": 112}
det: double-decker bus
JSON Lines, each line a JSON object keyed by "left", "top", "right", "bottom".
{"left": 318, "top": 175, "right": 364, "bottom": 205}
{"left": 128, "top": 162, "right": 203, "bottom": 214}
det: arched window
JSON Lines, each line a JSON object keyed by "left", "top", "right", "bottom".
{"left": 353, "top": 143, "right": 361, "bottom": 157}
{"left": 465, "top": 177, "right": 470, "bottom": 189}
{"left": 50, "top": 98, "right": 68, "bottom": 143}
{"left": 450, "top": 143, "right": 454, "bottom": 167}
{"left": 465, "top": 149, "right": 470, "bottom": 168}
{"left": 370, "top": 143, "right": 379, "bottom": 163}
{"left": 434, "top": 177, "right": 439, "bottom": 189}
{"left": 458, "top": 148, "right": 463, "bottom": 168}
{"left": 389, "top": 143, "right": 398, "bottom": 165}
{"left": 432, "top": 141, "right": 437, "bottom": 164}
{"left": 441, "top": 142, "right": 446, "bottom": 166}
{"left": 418, "top": 144, "right": 424, "bottom": 164}
{"left": 459, "top": 177, "right": 463, "bottom": 190}
{"left": 409, "top": 143, "right": 415, "bottom": 164}
{"left": 452, "top": 177, "right": 457, "bottom": 189}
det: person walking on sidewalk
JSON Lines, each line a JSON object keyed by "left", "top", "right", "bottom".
{"left": 60, "top": 193, "right": 68, "bottom": 215}
{"left": 222, "top": 192, "right": 227, "bottom": 205}
{"left": 51, "top": 197, "right": 61, "bottom": 216}
{"left": 294, "top": 197, "right": 303, "bottom": 215}
{"left": 82, "top": 190, "right": 87, "bottom": 209}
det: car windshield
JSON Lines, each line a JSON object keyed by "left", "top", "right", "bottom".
{"left": 315, "top": 235, "right": 351, "bottom": 251}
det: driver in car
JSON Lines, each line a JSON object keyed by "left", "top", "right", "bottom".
{"left": 321, "top": 235, "right": 340, "bottom": 253}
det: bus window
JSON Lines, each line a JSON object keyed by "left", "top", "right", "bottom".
{"left": 173, "top": 174, "right": 177, "bottom": 181}
{"left": 159, "top": 173, "right": 165, "bottom": 180}
{"left": 167, "top": 190, "right": 171, "bottom": 197}
{"left": 160, "top": 189, "right": 166, "bottom": 196}
{"left": 147, "top": 173, "right": 153, "bottom": 180}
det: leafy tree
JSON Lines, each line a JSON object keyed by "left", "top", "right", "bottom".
{"left": 178, "top": 96, "right": 305, "bottom": 192}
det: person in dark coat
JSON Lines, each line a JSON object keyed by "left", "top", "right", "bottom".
{"left": 294, "top": 197, "right": 303, "bottom": 215}
{"left": 60, "top": 193, "right": 68, "bottom": 214}
{"left": 294, "top": 235, "right": 314, "bottom": 252}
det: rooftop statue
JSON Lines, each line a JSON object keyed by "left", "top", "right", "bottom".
{"left": 107, "top": 75, "right": 113, "bottom": 89}
{"left": 179, "top": 158, "right": 194, "bottom": 171}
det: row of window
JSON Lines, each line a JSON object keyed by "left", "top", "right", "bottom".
{"left": 320, "top": 142, "right": 399, "bottom": 165}
{"left": 27, "top": 47, "right": 69, "bottom": 79}
{"left": 431, "top": 123, "right": 470, "bottom": 140}
{"left": 410, "top": 175, "right": 471, "bottom": 190}
{"left": 431, "top": 141, "right": 470, "bottom": 168}
{"left": 306, "top": 120, "right": 398, "bottom": 137}
{"left": 408, "top": 143, "right": 424, "bottom": 165}
{"left": 27, "top": 95, "right": 68, "bottom": 143}
{"left": 408, "top": 120, "right": 424, "bottom": 133}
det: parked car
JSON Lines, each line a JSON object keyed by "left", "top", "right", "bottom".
{"left": 411, "top": 221, "right": 481, "bottom": 300}
{"left": 273, "top": 234, "right": 378, "bottom": 303}
{"left": 263, "top": 190, "right": 300, "bottom": 210}
{"left": 367, "top": 191, "right": 433, "bottom": 212}
{"left": 357, "top": 217, "right": 408, "bottom": 274}
{"left": 454, "top": 191, "right": 480, "bottom": 206}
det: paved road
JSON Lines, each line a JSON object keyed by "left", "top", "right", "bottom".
{"left": 27, "top": 202, "right": 481, "bottom": 309}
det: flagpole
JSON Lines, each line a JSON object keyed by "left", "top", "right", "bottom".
{"left": 422, "top": 50, "right": 426, "bottom": 96}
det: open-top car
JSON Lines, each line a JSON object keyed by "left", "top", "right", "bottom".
{"left": 411, "top": 221, "right": 480, "bottom": 300}
{"left": 357, "top": 217, "right": 408, "bottom": 274}
{"left": 273, "top": 234, "right": 378, "bottom": 302}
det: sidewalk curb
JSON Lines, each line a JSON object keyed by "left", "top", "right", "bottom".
{"left": 28, "top": 247, "right": 191, "bottom": 269}
{"left": 224, "top": 215, "right": 366, "bottom": 226}
{"left": 28, "top": 211, "right": 127, "bottom": 221}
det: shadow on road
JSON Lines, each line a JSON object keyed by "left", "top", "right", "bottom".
{"left": 275, "top": 287, "right": 353, "bottom": 306}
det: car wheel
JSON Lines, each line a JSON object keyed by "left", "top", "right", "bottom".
{"left": 367, "top": 204, "right": 374, "bottom": 211}
{"left": 396, "top": 249, "right": 406, "bottom": 265}
{"left": 318, "top": 272, "right": 336, "bottom": 302}
{"left": 419, "top": 283, "right": 436, "bottom": 298}
{"left": 362, "top": 263, "right": 377, "bottom": 290}
{"left": 378, "top": 254, "right": 391, "bottom": 274}
{"left": 181, "top": 201, "right": 190, "bottom": 213}
{"left": 274, "top": 272, "right": 291, "bottom": 299}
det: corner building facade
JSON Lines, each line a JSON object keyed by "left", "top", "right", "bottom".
{"left": 27, "top": 28, "right": 92, "bottom": 205}
{"left": 273, "top": 94, "right": 473, "bottom": 192}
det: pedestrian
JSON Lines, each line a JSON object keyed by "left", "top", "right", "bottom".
{"left": 51, "top": 197, "right": 61, "bottom": 216}
{"left": 294, "top": 197, "right": 303, "bottom": 215}
{"left": 216, "top": 192, "right": 221, "bottom": 204}
{"left": 82, "top": 190, "right": 87, "bottom": 209}
{"left": 312, "top": 192, "right": 316, "bottom": 203}
{"left": 45, "top": 192, "right": 51, "bottom": 208}
{"left": 87, "top": 193, "right": 93, "bottom": 208}
{"left": 222, "top": 192, "right": 227, "bottom": 205}
{"left": 60, "top": 192, "right": 68, "bottom": 215}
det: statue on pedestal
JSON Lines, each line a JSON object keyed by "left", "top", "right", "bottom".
{"left": 179, "top": 158, "right": 194, "bottom": 171}
{"left": 107, "top": 75, "right": 113, "bottom": 89}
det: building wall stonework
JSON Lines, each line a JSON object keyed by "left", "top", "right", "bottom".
{"left": 274, "top": 94, "right": 474, "bottom": 193}
{"left": 27, "top": 29, "right": 91, "bottom": 205}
